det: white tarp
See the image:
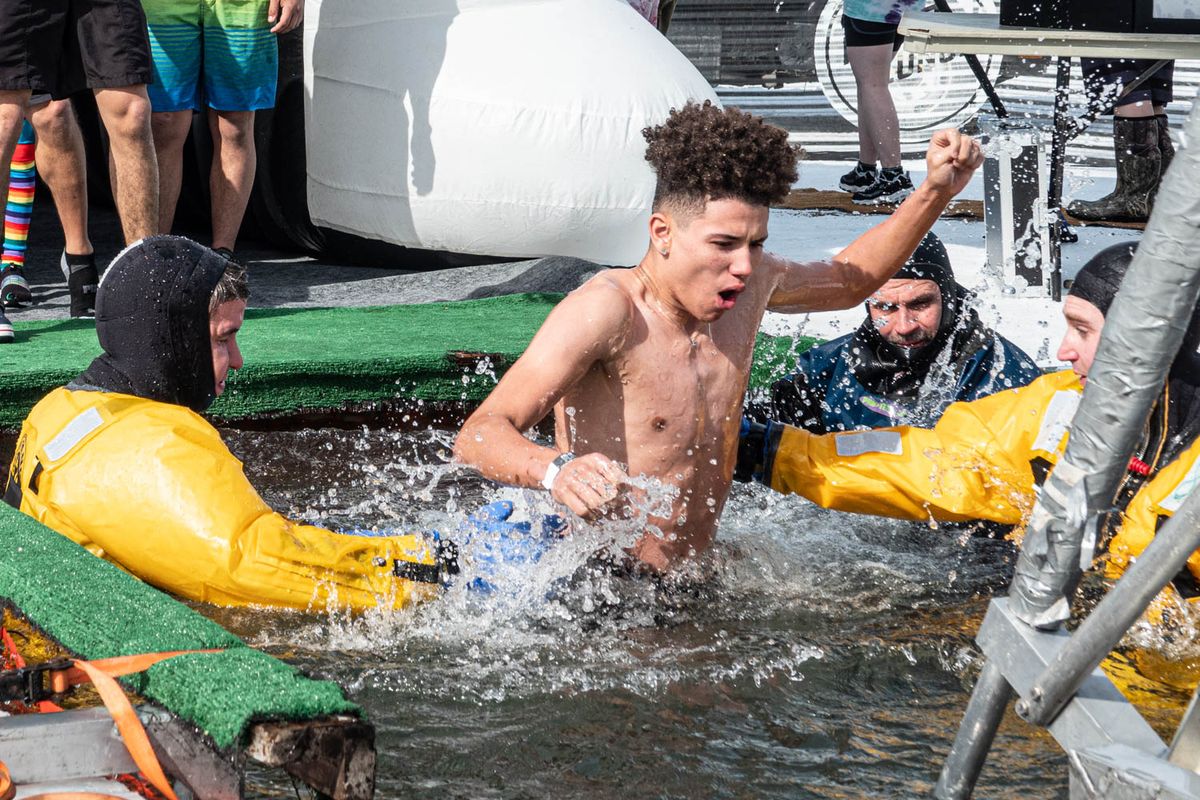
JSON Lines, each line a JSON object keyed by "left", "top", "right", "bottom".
{"left": 303, "top": 0, "right": 719, "bottom": 265}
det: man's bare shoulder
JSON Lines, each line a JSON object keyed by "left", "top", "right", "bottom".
{"left": 550, "top": 268, "right": 640, "bottom": 335}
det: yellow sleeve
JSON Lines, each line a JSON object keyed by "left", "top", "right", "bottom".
{"left": 40, "top": 402, "right": 439, "bottom": 612}
{"left": 767, "top": 375, "right": 1073, "bottom": 524}
{"left": 1109, "top": 437, "right": 1200, "bottom": 588}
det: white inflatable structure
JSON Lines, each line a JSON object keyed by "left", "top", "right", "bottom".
{"left": 303, "top": 0, "right": 719, "bottom": 266}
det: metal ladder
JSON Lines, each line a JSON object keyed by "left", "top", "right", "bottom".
{"left": 937, "top": 99, "right": 1200, "bottom": 799}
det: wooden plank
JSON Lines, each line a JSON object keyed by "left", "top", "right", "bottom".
{"left": 142, "top": 709, "right": 243, "bottom": 800}
{"left": 246, "top": 716, "right": 376, "bottom": 800}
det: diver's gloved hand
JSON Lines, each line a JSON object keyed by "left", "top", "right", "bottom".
{"left": 457, "top": 500, "right": 566, "bottom": 594}
{"left": 733, "top": 416, "right": 783, "bottom": 485}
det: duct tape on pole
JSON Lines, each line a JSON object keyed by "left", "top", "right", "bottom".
{"left": 1016, "top": 472, "right": 1200, "bottom": 727}
{"left": 1007, "top": 100, "right": 1200, "bottom": 631}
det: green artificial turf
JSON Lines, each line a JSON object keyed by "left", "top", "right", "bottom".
{"left": 0, "top": 502, "right": 358, "bottom": 749}
{"left": 0, "top": 294, "right": 819, "bottom": 427}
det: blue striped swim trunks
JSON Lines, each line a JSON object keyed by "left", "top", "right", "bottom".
{"left": 144, "top": 0, "right": 278, "bottom": 112}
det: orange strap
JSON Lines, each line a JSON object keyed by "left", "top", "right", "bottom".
{"left": 50, "top": 650, "right": 223, "bottom": 694}
{"left": 70, "top": 659, "right": 180, "bottom": 800}
{"left": 0, "top": 641, "right": 224, "bottom": 800}
{"left": 0, "top": 761, "right": 14, "bottom": 800}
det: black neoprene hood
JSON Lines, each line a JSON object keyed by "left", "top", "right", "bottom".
{"left": 75, "top": 236, "right": 231, "bottom": 413}
{"left": 861, "top": 231, "right": 960, "bottom": 358}
{"left": 1067, "top": 242, "right": 1136, "bottom": 318}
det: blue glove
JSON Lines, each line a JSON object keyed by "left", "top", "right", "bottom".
{"left": 457, "top": 500, "right": 565, "bottom": 594}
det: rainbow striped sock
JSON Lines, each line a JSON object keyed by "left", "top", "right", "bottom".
{"left": 4, "top": 120, "right": 35, "bottom": 269}
{"left": 1, "top": 120, "right": 35, "bottom": 306}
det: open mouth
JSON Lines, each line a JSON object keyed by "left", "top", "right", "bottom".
{"left": 718, "top": 289, "right": 740, "bottom": 308}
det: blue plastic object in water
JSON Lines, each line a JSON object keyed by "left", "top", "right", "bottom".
{"left": 456, "top": 500, "right": 565, "bottom": 594}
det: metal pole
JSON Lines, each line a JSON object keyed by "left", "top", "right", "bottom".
{"left": 1016, "top": 487, "right": 1200, "bottom": 727}
{"left": 1007, "top": 98, "right": 1200, "bottom": 630}
{"left": 929, "top": 0, "right": 1007, "bottom": 119}
{"left": 1046, "top": 57, "right": 1071, "bottom": 301}
{"left": 935, "top": 660, "right": 1013, "bottom": 799}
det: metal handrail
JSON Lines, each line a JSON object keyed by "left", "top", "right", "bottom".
{"left": 937, "top": 97, "right": 1200, "bottom": 798}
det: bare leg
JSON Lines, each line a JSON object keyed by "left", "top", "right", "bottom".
{"left": 208, "top": 109, "right": 255, "bottom": 252}
{"left": 1114, "top": 101, "right": 1155, "bottom": 119}
{"left": 848, "top": 43, "right": 901, "bottom": 169}
{"left": 94, "top": 86, "right": 158, "bottom": 243}
{"left": 0, "top": 90, "right": 31, "bottom": 210}
{"left": 28, "top": 99, "right": 92, "bottom": 255}
{"left": 151, "top": 109, "right": 193, "bottom": 235}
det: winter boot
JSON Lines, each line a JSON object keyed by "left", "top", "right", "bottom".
{"left": 1153, "top": 113, "right": 1175, "bottom": 205}
{"left": 1067, "top": 116, "right": 1160, "bottom": 223}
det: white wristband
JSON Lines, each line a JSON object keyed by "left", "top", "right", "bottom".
{"left": 541, "top": 452, "right": 575, "bottom": 491}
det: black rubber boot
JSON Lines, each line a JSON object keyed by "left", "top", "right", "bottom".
{"left": 1067, "top": 116, "right": 1160, "bottom": 223}
{"left": 1157, "top": 113, "right": 1175, "bottom": 181}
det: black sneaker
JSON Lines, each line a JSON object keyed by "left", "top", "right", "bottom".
{"left": 0, "top": 308, "right": 12, "bottom": 343}
{"left": 0, "top": 263, "right": 32, "bottom": 307}
{"left": 61, "top": 251, "right": 99, "bottom": 318}
{"left": 852, "top": 169, "right": 914, "bottom": 205}
{"left": 839, "top": 162, "right": 878, "bottom": 193}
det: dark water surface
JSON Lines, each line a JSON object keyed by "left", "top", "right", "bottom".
{"left": 209, "top": 424, "right": 1085, "bottom": 799}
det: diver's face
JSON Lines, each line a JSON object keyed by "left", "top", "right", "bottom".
{"left": 867, "top": 278, "right": 943, "bottom": 350}
{"left": 1057, "top": 296, "right": 1105, "bottom": 386}
{"left": 210, "top": 299, "right": 246, "bottom": 398}
{"left": 654, "top": 198, "right": 768, "bottom": 322}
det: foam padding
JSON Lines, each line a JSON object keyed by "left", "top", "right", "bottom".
{"left": 0, "top": 502, "right": 358, "bottom": 749}
{"left": 0, "top": 294, "right": 819, "bottom": 427}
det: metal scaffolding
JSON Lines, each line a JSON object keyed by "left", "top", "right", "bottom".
{"left": 938, "top": 100, "right": 1200, "bottom": 799}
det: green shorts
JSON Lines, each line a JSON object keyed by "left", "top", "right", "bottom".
{"left": 144, "top": 0, "right": 278, "bottom": 112}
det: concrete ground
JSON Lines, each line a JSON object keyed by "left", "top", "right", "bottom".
{"left": 5, "top": 194, "right": 605, "bottom": 323}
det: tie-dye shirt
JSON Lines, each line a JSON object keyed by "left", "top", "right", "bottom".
{"left": 842, "top": 0, "right": 922, "bottom": 25}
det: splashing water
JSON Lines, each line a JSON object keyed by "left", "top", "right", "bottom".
{"left": 216, "top": 422, "right": 1117, "bottom": 797}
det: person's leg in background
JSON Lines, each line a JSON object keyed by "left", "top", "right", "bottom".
{"left": 0, "top": 93, "right": 26, "bottom": 341}
{"left": 208, "top": 109, "right": 255, "bottom": 255}
{"left": 70, "top": 0, "right": 159, "bottom": 244}
{"left": 28, "top": 97, "right": 98, "bottom": 316}
{"left": 0, "top": 118, "right": 35, "bottom": 307}
{"left": 94, "top": 87, "right": 158, "bottom": 243}
{"left": 201, "top": 0, "right": 286, "bottom": 261}
{"left": 144, "top": 0, "right": 200, "bottom": 238}
{"left": 840, "top": 17, "right": 912, "bottom": 204}
{"left": 0, "top": 92, "right": 29, "bottom": 235}
{"left": 1068, "top": 59, "right": 1173, "bottom": 223}
{"left": 150, "top": 108, "right": 193, "bottom": 236}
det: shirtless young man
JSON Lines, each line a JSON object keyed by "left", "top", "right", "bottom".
{"left": 454, "top": 101, "right": 983, "bottom": 572}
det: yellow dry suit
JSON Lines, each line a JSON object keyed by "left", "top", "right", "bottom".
{"left": 760, "top": 370, "right": 1200, "bottom": 598}
{"left": 4, "top": 387, "right": 443, "bottom": 611}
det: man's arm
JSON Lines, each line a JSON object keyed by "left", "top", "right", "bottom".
{"left": 767, "top": 129, "right": 984, "bottom": 312}
{"left": 748, "top": 374, "right": 1074, "bottom": 524}
{"left": 454, "top": 279, "right": 630, "bottom": 517}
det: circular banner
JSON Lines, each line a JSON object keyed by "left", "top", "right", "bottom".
{"left": 815, "top": 0, "right": 1002, "bottom": 143}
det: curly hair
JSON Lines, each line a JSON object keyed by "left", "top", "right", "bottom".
{"left": 643, "top": 100, "right": 798, "bottom": 215}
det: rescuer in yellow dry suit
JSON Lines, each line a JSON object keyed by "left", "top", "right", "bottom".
{"left": 3, "top": 237, "right": 449, "bottom": 612}
{"left": 736, "top": 243, "right": 1200, "bottom": 606}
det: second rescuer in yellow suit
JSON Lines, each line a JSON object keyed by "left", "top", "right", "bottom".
{"left": 737, "top": 243, "right": 1200, "bottom": 602}
{"left": 4, "top": 237, "right": 445, "bottom": 612}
